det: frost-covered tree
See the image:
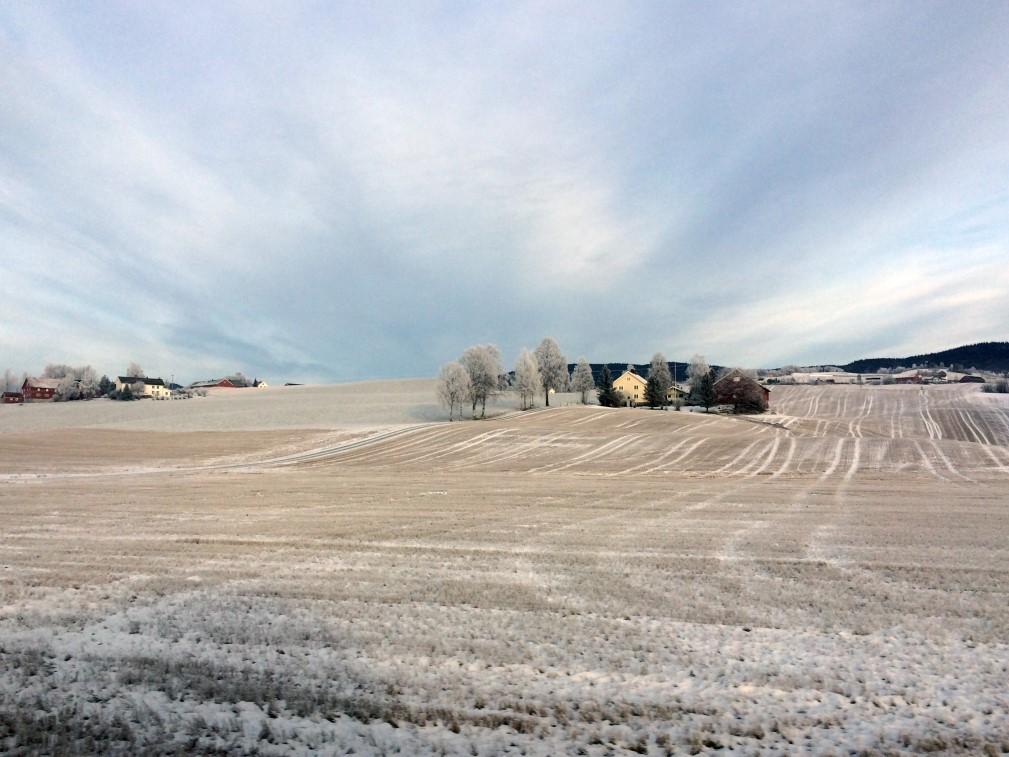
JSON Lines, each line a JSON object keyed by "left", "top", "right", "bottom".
{"left": 127, "top": 362, "right": 145, "bottom": 378}
{"left": 570, "top": 357, "right": 595, "bottom": 404}
{"left": 460, "top": 344, "right": 503, "bottom": 418}
{"left": 513, "top": 349, "right": 541, "bottom": 410}
{"left": 55, "top": 375, "right": 80, "bottom": 402}
{"left": 687, "top": 354, "right": 710, "bottom": 391}
{"left": 78, "top": 366, "right": 99, "bottom": 397}
{"left": 48, "top": 365, "right": 100, "bottom": 401}
{"left": 534, "top": 337, "right": 567, "bottom": 407}
{"left": 648, "top": 353, "right": 673, "bottom": 409}
{"left": 2, "top": 369, "right": 18, "bottom": 392}
{"left": 437, "top": 361, "right": 471, "bottom": 421}
{"left": 42, "top": 364, "right": 74, "bottom": 379}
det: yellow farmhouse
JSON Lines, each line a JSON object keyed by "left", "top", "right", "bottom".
{"left": 613, "top": 370, "right": 648, "bottom": 405}
{"left": 612, "top": 369, "right": 688, "bottom": 406}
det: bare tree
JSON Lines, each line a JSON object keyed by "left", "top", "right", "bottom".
{"left": 514, "top": 349, "right": 541, "bottom": 410}
{"left": 534, "top": 337, "right": 567, "bottom": 407}
{"left": 437, "top": 361, "right": 471, "bottom": 421}
{"left": 42, "top": 364, "right": 74, "bottom": 379}
{"left": 77, "top": 366, "right": 99, "bottom": 397}
{"left": 127, "top": 362, "right": 145, "bottom": 378}
{"left": 460, "top": 344, "right": 503, "bottom": 419}
{"left": 55, "top": 375, "right": 80, "bottom": 402}
{"left": 648, "top": 353, "right": 673, "bottom": 409}
{"left": 570, "top": 357, "right": 595, "bottom": 404}
{"left": 2, "top": 369, "right": 18, "bottom": 393}
{"left": 47, "top": 364, "right": 100, "bottom": 400}
{"left": 687, "top": 354, "right": 710, "bottom": 391}
{"left": 717, "top": 366, "right": 757, "bottom": 381}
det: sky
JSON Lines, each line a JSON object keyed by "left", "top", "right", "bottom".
{"left": 2, "top": 1, "right": 1008, "bottom": 383}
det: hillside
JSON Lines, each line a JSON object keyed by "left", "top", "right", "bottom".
{"left": 0, "top": 380, "right": 449, "bottom": 433}
{"left": 843, "top": 341, "right": 1009, "bottom": 374}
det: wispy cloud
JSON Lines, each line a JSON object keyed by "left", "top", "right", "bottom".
{"left": 1, "top": 1, "right": 1007, "bottom": 381}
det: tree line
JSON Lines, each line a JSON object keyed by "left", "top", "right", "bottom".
{"left": 437, "top": 340, "right": 751, "bottom": 419}
{"left": 437, "top": 338, "right": 573, "bottom": 420}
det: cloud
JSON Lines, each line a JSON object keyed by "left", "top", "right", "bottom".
{"left": 1, "top": 2, "right": 1007, "bottom": 381}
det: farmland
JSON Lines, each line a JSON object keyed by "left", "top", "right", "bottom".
{"left": 2, "top": 383, "right": 1009, "bottom": 754}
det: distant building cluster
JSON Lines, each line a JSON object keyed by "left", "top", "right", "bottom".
{"left": 4, "top": 372, "right": 271, "bottom": 403}
{"left": 612, "top": 369, "right": 689, "bottom": 407}
{"left": 767, "top": 368, "right": 986, "bottom": 385}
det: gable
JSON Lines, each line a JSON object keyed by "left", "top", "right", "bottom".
{"left": 614, "top": 371, "right": 647, "bottom": 388}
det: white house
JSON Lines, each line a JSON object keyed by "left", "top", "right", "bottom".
{"left": 116, "top": 376, "right": 171, "bottom": 400}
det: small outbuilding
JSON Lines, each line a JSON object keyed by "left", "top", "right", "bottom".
{"left": 2, "top": 391, "right": 24, "bottom": 404}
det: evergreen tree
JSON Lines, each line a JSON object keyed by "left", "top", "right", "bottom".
{"left": 645, "top": 376, "right": 663, "bottom": 408}
{"left": 596, "top": 365, "right": 619, "bottom": 407}
{"left": 697, "top": 371, "right": 716, "bottom": 411}
{"left": 648, "top": 352, "right": 673, "bottom": 409}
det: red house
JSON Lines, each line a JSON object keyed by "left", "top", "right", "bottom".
{"left": 714, "top": 369, "right": 770, "bottom": 412}
{"left": 2, "top": 391, "right": 24, "bottom": 404}
{"left": 22, "top": 377, "right": 60, "bottom": 401}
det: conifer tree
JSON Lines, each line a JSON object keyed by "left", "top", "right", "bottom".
{"left": 597, "top": 365, "right": 619, "bottom": 407}
{"left": 645, "top": 376, "right": 663, "bottom": 408}
{"left": 697, "top": 371, "right": 716, "bottom": 411}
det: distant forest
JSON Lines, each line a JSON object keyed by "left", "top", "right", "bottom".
{"left": 843, "top": 342, "right": 1009, "bottom": 373}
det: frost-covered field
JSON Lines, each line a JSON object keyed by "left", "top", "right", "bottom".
{"left": 2, "top": 384, "right": 1009, "bottom": 754}
{"left": 0, "top": 379, "right": 470, "bottom": 433}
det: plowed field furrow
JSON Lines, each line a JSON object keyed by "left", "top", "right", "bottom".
{"left": 5, "top": 383, "right": 1009, "bottom": 754}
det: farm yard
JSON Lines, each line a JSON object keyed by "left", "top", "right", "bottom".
{"left": 2, "top": 383, "right": 1009, "bottom": 754}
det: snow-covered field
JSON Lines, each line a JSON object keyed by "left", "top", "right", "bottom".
{"left": 0, "top": 380, "right": 591, "bottom": 435}
{"left": 2, "top": 384, "right": 1009, "bottom": 754}
{"left": 0, "top": 379, "right": 467, "bottom": 433}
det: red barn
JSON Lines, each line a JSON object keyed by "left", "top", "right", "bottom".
{"left": 2, "top": 392, "right": 24, "bottom": 404}
{"left": 22, "top": 377, "right": 60, "bottom": 401}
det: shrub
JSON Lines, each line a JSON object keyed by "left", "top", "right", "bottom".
{"left": 981, "top": 379, "right": 1009, "bottom": 393}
